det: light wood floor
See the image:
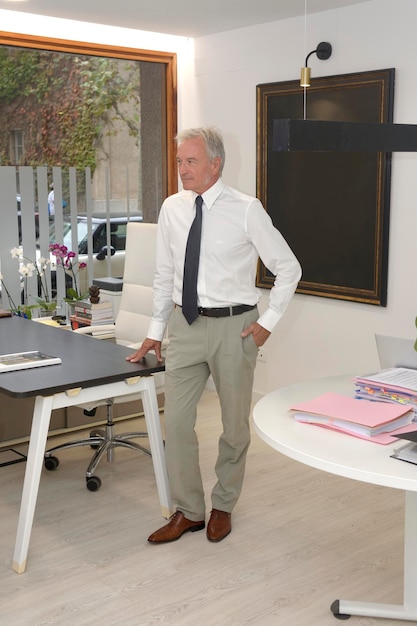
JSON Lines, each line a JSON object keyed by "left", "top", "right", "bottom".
{"left": 0, "top": 389, "right": 409, "bottom": 625}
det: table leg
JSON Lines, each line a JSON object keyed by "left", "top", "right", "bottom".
{"left": 12, "top": 395, "right": 54, "bottom": 574}
{"left": 332, "top": 490, "right": 417, "bottom": 621}
{"left": 140, "top": 376, "right": 172, "bottom": 519}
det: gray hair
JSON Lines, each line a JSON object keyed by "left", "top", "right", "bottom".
{"left": 176, "top": 126, "right": 225, "bottom": 174}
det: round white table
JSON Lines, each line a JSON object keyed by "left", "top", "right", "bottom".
{"left": 253, "top": 375, "right": 417, "bottom": 622}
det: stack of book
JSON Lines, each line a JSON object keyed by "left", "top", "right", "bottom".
{"left": 70, "top": 299, "right": 114, "bottom": 330}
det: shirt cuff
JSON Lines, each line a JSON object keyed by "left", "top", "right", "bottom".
{"left": 147, "top": 319, "right": 166, "bottom": 342}
{"left": 257, "top": 308, "right": 281, "bottom": 333}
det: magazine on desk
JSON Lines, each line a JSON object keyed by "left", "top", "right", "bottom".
{"left": 391, "top": 441, "right": 417, "bottom": 465}
{"left": 0, "top": 351, "right": 61, "bottom": 373}
{"left": 390, "top": 430, "right": 417, "bottom": 465}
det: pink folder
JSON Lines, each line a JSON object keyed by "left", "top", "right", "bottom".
{"left": 295, "top": 420, "right": 417, "bottom": 444}
{"left": 290, "top": 392, "right": 417, "bottom": 444}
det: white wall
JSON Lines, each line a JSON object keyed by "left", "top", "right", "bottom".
{"left": 188, "top": 0, "right": 417, "bottom": 398}
{"left": 1, "top": 1, "right": 416, "bottom": 399}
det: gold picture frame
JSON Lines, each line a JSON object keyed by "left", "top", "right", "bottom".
{"left": 256, "top": 68, "right": 394, "bottom": 306}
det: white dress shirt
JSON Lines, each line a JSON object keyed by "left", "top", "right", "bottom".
{"left": 147, "top": 178, "right": 301, "bottom": 341}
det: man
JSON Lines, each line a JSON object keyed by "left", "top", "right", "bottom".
{"left": 127, "top": 126, "right": 301, "bottom": 543}
{"left": 47, "top": 183, "right": 55, "bottom": 219}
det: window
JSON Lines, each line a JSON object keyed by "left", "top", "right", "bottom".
{"left": 0, "top": 32, "right": 178, "bottom": 223}
{"left": 10, "top": 130, "right": 24, "bottom": 164}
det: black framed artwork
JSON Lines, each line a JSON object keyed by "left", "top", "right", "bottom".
{"left": 256, "top": 68, "right": 395, "bottom": 306}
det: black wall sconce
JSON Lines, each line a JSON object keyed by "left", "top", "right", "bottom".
{"left": 300, "top": 41, "right": 332, "bottom": 87}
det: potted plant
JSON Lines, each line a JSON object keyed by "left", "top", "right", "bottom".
{"left": 0, "top": 271, "right": 37, "bottom": 319}
{"left": 49, "top": 243, "right": 88, "bottom": 318}
{"left": 8, "top": 248, "right": 57, "bottom": 317}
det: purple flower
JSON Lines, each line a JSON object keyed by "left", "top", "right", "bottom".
{"left": 49, "top": 242, "right": 88, "bottom": 301}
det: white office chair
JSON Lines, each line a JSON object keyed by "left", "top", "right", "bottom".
{"left": 44, "top": 222, "right": 166, "bottom": 491}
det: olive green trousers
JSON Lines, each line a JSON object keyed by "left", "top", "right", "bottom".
{"left": 164, "top": 305, "right": 259, "bottom": 521}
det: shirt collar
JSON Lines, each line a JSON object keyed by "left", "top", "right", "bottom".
{"left": 195, "top": 178, "right": 224, "bottom": 210}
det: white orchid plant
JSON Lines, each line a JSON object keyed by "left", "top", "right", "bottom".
{"left": 0, "top": 248, "right": 56, "bottom": 318}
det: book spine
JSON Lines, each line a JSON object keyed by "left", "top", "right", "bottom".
{"left": 74, "top": 301, "right": 112, "bottom": 310}
{"left": 73, "top": 310, "right": 113, "bottom": 320}
{"left": 70, "top": 316, "right": 91, "bottom": 328}
{"left": 70, "top": 316, "right": 113, "bottom": 327}
{"left": 73, "top": 310, "right": 92, "bottom": 319}
{"left": 74, "top": 306, "right": 112, "bottom": 314}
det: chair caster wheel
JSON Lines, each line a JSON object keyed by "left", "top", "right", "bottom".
{"left": 44, "top": 456, "right": 59, "bottom": 471}
{"left": 330, "top": 600, "right": 351, "bottom": 620}
{"left": 86, "top": 476, "right": 102, "bottom": 491}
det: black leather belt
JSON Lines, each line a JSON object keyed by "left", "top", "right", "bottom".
{"left": 197, "top": 304, "right": 256, "bottom": 318}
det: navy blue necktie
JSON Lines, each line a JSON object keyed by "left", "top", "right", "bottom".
{"left": 182, "top": 195, "right": 203, "bottom": 325}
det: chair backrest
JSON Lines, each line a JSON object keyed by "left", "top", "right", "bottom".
{"left": 115, "top": 222, "right": 158, "bottom": 347}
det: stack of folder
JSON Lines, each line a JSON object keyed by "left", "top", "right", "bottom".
{"left": 290, "top": 392, "right": 417, "bottom": 444}
{"left": 354, "top": 367, "right": 417, "bottom": 411}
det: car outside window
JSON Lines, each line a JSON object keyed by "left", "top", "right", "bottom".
{"left": 49, "top": 220, "right": 101, "bottom": 254}
{"left": 44, "top": 215, "right": 142, "bottom": 295}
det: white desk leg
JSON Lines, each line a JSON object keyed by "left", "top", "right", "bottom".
{"left": 332, "top": 490, "right": 417, "bottom": 621}
{"left": 141, "top": 376, "right": 172, "bottom": 519}
{"left": 13, "top": 395, "right": 54, "bottom": 574}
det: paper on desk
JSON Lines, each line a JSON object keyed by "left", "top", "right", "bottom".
{"left": 34, "top": 319, "right": 61, "bottom": 327}
{"left": 354, "top": 368, "right": 417, "bottom": 394}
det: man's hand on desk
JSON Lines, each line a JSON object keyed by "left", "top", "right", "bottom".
{"left": 126, "top": 338, "right": 163, "bottom": 363}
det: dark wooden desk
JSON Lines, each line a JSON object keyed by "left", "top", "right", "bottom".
{"left": 0, "top": 316, "right": 171, "bottom": 573}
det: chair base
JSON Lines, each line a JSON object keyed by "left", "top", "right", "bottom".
{"left": 44, "top": 402, "right": 151, "bottom": 490}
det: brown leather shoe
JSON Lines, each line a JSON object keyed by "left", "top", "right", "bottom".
{"left": 207, "top": 509, "right": 231, "bottom": 542}
{"left": 148, "top": 511, "right": 205, "bottom": 544}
